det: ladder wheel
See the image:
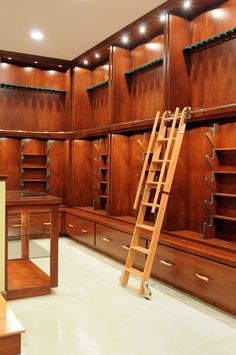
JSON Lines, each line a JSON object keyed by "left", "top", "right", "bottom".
{"left": 143, "top": 281, "right": 152, "bottom": 300}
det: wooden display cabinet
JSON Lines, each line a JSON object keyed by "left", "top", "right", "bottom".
{"left": 111, "top": 31, "right": 165, "bottom": 124}
{"left": 73, "top": 62, "right": 110, "bottom": 130}
{"left": 71, "top": 135, "right": 110, "bottom": 214}
{"left": 0, "top": 62, "right": 70, "bottom": 132}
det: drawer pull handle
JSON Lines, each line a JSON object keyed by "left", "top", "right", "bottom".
{"left": 81, "top": 229, "right": 87, "bottom": 233}
{"left": 102, "top": 237, "right": 112, "bottom": 242}
{"left": 121, "top": 245, "right": 129, "bottom": 251}
{"left": 68, "top": 224, "right": 74, "bottom": 228}
{"left": 195, "top": 273, "right": 209, "bottom": 282}
{"left": 43, "top": 222, "right": 51, "bottom": 226}
{"left": 11, "top": 224, "right": 21, "bottom": 228}
{"left": 160, "top": 260, "right": 173, "bottom": 267}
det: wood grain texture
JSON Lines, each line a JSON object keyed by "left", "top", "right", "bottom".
{"left": 0, "top": 138, "right": 21, "bottom": 190}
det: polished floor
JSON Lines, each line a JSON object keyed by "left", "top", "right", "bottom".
{"left": 9, "top": 237, "right": 236, "bottom": 355}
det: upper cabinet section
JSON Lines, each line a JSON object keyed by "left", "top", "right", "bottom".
{"left": 0, "top": 63, "right": 71, "bottom": 132}
{"left": 111, "top": 32, "right": 165, "bottom": 125}
{"left": 167, "top": 0, "right": 236, "bottom": 118}
{"left": 73, "top": 62, "right": 110, "bottom": 131}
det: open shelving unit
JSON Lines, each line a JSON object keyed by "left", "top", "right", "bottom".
{"left": 0, "top": 82, "right": 66, "bottom": 93}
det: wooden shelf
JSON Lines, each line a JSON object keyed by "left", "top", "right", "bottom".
{"left": 23, "top": 153, "right": 47, "bottom": 156}
{"left": 215, "top": 147, "right": 236, "bottom": 152}
{"left": 100, "top": 195, "right": 108, "bottom": 199}
{"left": 183, "top": 26, "right": 236, "bottom": 55}
{"left": 22, "top": 179, "right": 47, "bottom": 182}
{"left": 100, "top": 181, "right": 108, "bottom": 184}
{"left": 100, "top": 167, "right": 108, "bottom": 170}
{"left": 215, "top": 170, "right": 236, "bottom": 174}
{"left": 0, "top": 82, "right": 66, "bottom": 93}
{"left": 125, "top": 57, "right": 163, "bottom": 77}
{"left": 86, "top": 80, "right": 109, "bottom": 92}
{"left": 213, "top": 215, "right": 236, "bottom": 222}
{"left": 214, "top": 193, "right": 236, "bottom": 198}
{"left": 23, "top": 164, "right": 48, "bottom": 169}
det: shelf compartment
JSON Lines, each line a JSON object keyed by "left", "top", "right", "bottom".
{"left": 183, "top": 26, "right": 236, "bottom": 55}
{"left": 86, "top": 80, "right": 109, "bottom": 93}
{"left": 125, "top": 57, "right": 163, "bottom": 77}
{"left": 100, "top": 195, "right": 108, "bottom": 199}
{"left": 0, "top": 82, "right": 66, "bottom": 94}
{"left": 214, "top": 193, "right": 236, "bottom": 198}
{"left": 213, "top": 215, "right": 236, "bottom": 222}
{"left": 100, "top": 181, "right": 108, "bottom": 184}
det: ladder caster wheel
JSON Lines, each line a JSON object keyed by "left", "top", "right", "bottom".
{"left": 143, "top": 282, "right": 152, "bottom": 300}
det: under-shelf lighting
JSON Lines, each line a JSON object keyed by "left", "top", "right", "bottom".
{"left": 58, "top": 65, "right": 62, "bottom": 68}
{"left": 83, "top": 60, "right": 89, "bottom": 65}
{"left": 139, "top": 25, "right": 146, "bottom": 34}
{"left": 122, "top": 35, "right": 129, "bottom": 44}
{"left": 95, "top": 53, "right": 100, "bottom": 58}
{"left": 184, "top": 1, "right": 191, "bottom": 8}
{"left": 34, "top": 61, "right": 38, "bottom": 64}
{"left": 8, "top": 57, "right": 12, "bottom": 60}
{"left": 30, "top": 30, "right": 44, "bottom": 41}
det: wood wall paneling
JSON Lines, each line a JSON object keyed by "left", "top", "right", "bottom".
{"left": 48, "top": 140, "right": 65, "bottom": 200}
{"left": 0, "top": 138, "right": 21, "bottom": 190}
{"left": 111, "top": 47, "right": 131, "bottom": 124}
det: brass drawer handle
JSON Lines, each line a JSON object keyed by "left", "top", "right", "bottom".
{"left": 160, "top": 260, "right": 173, "bottom": 267}
{"left": 43, "top": 222, "right": 51, "bottom": 226}
{"left": 68, "top": 224, "right": 74, "bottom": 228}
{"left": 195, "top": 273, "right": 209, "bottom": 283}
{"left": 81, "top": 229, "right": 87, "bottom": 233}
{"left": 102, "top": 237, "right": 112, "bottom": 242}
{"left": 121, "top": 245, "right": 129, "bottom": 251}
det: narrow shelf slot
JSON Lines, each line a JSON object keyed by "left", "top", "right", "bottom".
{"left": 100, "top": 195, "right": 107, "bottom": 199}
{"left": 125, "top": 57, "right": 163, "bottom": 77}
{"left": 183, "top": 26, "right": 236, "bottom": 55}
{"left": 215, "top": 170, "right": 236, "bottom": 174}
{"left": 0, "top": 82, "right": 66, "bottom": 93}
{"left": 215, "top": 147, "right": 236, "bottom": 152}
{"left": 23, "top": 165, "right": 47, "bottom": 169}
{"left": 23, "top": 153, "right": 47, "bottom": 156}
{"left": 22, "top": 179, "right": 47, "bottom": 182}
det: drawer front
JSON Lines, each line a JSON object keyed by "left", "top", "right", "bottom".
{"left": 29, "top": 213, "right": 51, "bottom": 236}
{"left": 152, "top": 244, "right": 236, "bottom": 313}
{"left": 96, "top": 224, "right": 146, "bottom": 269}
{"left": 65, "top": 214, "right": 95, "bottom": 247}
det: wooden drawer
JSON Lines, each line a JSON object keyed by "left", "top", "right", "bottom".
{"left": 96, "top": 224, "right": 146, "bottom": 269}
{"left": 152, "top": 244, "right": 236, "bottom": 314}
{"left": 29, "top": 212, "right": 51, "bottom": 237}
{"left": 65, "top": 214, "right": 95, "bottom": 247}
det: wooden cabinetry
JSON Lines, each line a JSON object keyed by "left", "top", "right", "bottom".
{"left": 64, "top": 214, "right": 95, "bottom": 247}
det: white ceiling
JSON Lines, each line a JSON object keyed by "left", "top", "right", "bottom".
{"left": 0, "top": 0, "right": 166, "bottom": 60}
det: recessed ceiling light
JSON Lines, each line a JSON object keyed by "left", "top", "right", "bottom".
{"left": 139, "top": 25, "right": 146, "bottom": 34}
{"left": 34, "top": 61, "right": 38, "bottom": 64}
{"left": 212, "top": 9, "right": 225, "bottom": 18}
{"left": 184, "top": 1, "right": 191, "bottom": 8}
{"left": 160, "top": 14, "right": 166, "bottom": 22}
{"left": 30, "top": 30, "right": 44, "bottom": 41}
{"left": 83, "top": 60, "right": 89, "bottom": 65}
{"left": 122, "top": 35, "right": 129, "bottom": 44}
{"left": 95, "top": 53, "right": 100, "bottom": 58}
{"left": 8, "top": 57, "right": 12, "bottom": 60}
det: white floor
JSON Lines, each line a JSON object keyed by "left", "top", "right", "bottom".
{"left": 9, "top": 237, "right": 236, "bottom": 355}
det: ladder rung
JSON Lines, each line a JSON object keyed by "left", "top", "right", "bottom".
{"left": 142, "top": 202, "right": 160, "bottom": 208}
{"left": 147, "top": 181, "right": 165, "bottom": 185}
{"left": 130, "top": 246, "right": 149, "bottom": 255}
{"left": 136, "top": 224, "right": 154, "bottom": 231}
{"left": 125, "top": 267, "right": 143, "bottom": 278}
{"left": 152, "top": 159, "right": 171, "bottom": 163}
{"left": 158, "top": 137, "right": 176, "bottom": 142}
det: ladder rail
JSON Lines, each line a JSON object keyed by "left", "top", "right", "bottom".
{"left": 151, "top": 107, "right": 180, "bottom": 213}
{"left": 133, "top": 110, "right": 161, "bottom": 210}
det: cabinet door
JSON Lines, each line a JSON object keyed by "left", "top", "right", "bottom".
{"left": 65, "top": 214, "right": 95, "bottom": 247}
{"left": 96, "top": 224, "right": 146, "bottom": 269}
{"left": 152, "top": 243, "right": 236, "bottom": 314}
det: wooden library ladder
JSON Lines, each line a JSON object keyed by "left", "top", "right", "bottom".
{"left": 120, "top": 107, "right": 191, "bottom": 299}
